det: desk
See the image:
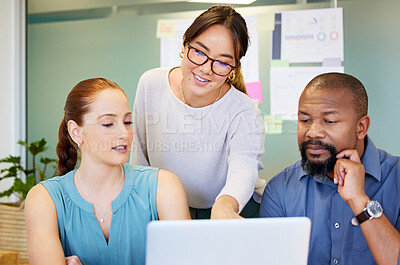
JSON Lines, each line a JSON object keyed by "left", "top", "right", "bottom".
{"left": 0, "top": 251, "right": 18, "bottom": 265}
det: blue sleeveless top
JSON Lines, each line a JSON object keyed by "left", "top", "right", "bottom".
{"left": 41, "top": 164, "right": 159, "bottom": 265}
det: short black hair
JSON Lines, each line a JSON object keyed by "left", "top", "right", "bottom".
{"left": 305, "top": 72, "right": 368, "bottom": 119}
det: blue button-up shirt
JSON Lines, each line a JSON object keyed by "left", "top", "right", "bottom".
{"left": 260, "top": 136, "right": 400, "bottom": 265}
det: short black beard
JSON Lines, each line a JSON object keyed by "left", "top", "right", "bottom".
{"left": 300, "top": 140, "right": 338, "bottom": 177}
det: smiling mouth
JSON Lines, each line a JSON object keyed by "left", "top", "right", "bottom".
{"left": 112, "top": 145, "right": 127, "bottom": 151}
{"left": 193, "top": 73, "right": 209, "bottom": 82}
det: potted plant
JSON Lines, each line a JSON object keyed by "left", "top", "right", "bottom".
{"left": 0, "top": 138, "right": 57, "bottom": 263}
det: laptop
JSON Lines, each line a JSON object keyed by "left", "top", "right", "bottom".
{"left": 146, "top": 217, "right": 311, "bottom": 265}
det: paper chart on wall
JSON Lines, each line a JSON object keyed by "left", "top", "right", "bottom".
{"left": 270, "top": 66, "right": 344, "bottom": 120}
{"left": 160, "top": 16, "right": 259, "bottom": 82}
{"left": 240, "top": 15, "right": 259, "bottom": 82}
{"left": 281, "top": 8, "right": 343, "bottom": 63}
{"left": 160, "top": 19, "right": 193, "bottom": 69}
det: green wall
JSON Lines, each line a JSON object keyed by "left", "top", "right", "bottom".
{"left": 341, "top": 0, "right": 400, "bottom": 155}
{"left": 28, "top": 0, "right": 400, "bottom": 181}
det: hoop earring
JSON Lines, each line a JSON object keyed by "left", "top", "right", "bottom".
{"left": 227, "top": 72, "right": 235, "bottom": 82}
{"left": 179, "top": 51, "right": 184, "bottom": 58}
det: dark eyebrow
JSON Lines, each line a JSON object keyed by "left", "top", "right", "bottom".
{"left": 323, "top": 111, "right": 340, "bottom": 115}
{"left": 194, "top": 41, "right": 234, "bottom": 60}
{"left": 194, "top": 41, "right": 210, "bottom": 52}
{"left": 298, "top": 110, "right": 340, "bottom": 117}
{"left": 298, "top": 111, "right": 310, "bottom": 116}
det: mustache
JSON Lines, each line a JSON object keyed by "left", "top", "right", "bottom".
{"left": 300, "top": 140, "right": 334, "bottom": 150}
{"left": 300, "top": 139, "right": 338, "bottom": 177}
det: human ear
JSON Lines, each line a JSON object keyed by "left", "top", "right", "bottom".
{"left": 356, "top": 115, "right": 370, "bottom": 140}
{"left": 67, "top": 120, "right": 82, "bottom": 146}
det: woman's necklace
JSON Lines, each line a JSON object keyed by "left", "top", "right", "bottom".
{"left": 77, "top": 166, "right": 124, "bottom": 223}
{"left": 180, "top": 83, "right": 222, "bottom": 120}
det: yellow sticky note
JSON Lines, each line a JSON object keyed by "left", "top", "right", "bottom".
{"left": 257, "top": 13, "right": 275, "bottom": 31}
{"left": 156, "top": 20, "right": 175, "bottom": 38}
{"left": 264, "top": 114, "right": 283, "bottom": 134}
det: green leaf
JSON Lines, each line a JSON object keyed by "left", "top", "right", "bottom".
{"left": 39, "top": 170, "right": 46, "bottom": 182}
{"left": 0, "top": 187, "right": 14, "bottom": 198}
{"left": 17, "top": 140, "right": 29, "bottom": 149}
{"left": 0, "top": 174, "right": 16, "bottom": 181}
{"left": 30, "top": 138, "right": 48, "bottom": 156}
{"left": 0, "top": 165, "right": 23, "bottom": 179}
{"left": 22, "top": 169, "right": 35, "bottom": 176}
{"left": 1, "top": 138, "right": 58, "bottom": 202}
{"left": 11, "top": 176, "right": 34, "bottom": 200}
{"left": 13, "top": 178, "right": 25, "bottom": 192}
{"left": 19, "top": 138, "right": 48, "bottom": 156}
{"left": 22, "top": 175, "right": 36, "bottom": 199}
{"left": 0, "top": 155, "right": 21, "bottom": 164}
{"left": 40, "top": 157, "right": 57, "bottom": 165}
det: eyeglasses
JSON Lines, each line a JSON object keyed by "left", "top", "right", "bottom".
{"left": 186, "top": 44, "right": 236, "bottom": 77}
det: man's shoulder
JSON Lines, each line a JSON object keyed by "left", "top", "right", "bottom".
{"left": 261, "top": 161, "right": 305, "bottom": 217}
{"left": 268, "top": 160, "right": 304, "bottom": 186}
{"left": 376, "top": 148, "right": 400, "bottom": 184}
{"left": 365, "top": 137, "right": 400, "bottom": 179}
{"left": 377, "top": 148, "right": 400, "bottom": 167}
{"left": 365, "top": 136, "right": 399, "bottom": 167}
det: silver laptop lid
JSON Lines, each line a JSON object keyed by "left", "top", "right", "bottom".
{"left": 146, "top": 217, "right": 311, "bottom": 265}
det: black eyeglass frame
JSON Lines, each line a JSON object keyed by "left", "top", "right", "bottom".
{"left": 186, "top": 44, "right": 236, "bottom": 77}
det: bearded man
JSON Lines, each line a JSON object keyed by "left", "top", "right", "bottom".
{"left": 260, "top": 73, "right": 400, "bottom": 265}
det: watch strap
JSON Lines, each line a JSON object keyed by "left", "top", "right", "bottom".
{"left": 355, "top": 208, "right": 371, "bottom": 225}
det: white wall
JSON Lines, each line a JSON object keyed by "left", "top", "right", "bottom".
{"left": 0, "top": 0, "right": 26, "bottom": 203}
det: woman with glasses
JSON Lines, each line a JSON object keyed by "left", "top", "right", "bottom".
{"left": 131, "top": 5, "right": 265, "bottom": 219}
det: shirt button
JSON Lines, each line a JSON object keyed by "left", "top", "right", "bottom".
{"left": 333, "top": 258, "right": 340, "bottom": 264}
{"left": 334, "top": 222, "right": 340, "bottom": 229}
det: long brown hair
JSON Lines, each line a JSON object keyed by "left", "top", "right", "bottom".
{"left": 56, "top": 78, "right": 125, "bottom": 175}
{"left": 183, "top": 5, "right": 249, "bottom": 94}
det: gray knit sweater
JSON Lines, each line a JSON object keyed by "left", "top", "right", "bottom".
{"left": 130, "top": 67, "right": 265, "bottom": 211}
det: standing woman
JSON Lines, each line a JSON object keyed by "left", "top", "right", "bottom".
{"left": 25, "top": 78, "right": 190, "bottom": 265}
{"left": 131, "top": 5, "right": 265, "bottom": 219}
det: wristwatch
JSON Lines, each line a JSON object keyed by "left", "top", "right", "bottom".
{"left": 351, "top": 200, "right": 383, "bottom": 226}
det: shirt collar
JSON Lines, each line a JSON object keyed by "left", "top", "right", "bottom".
{"left": 298, "top": 135, "right": 381, "bottom": 182}
{"left": 298, "top": 166, "right": 308, "bottom": 181}
{"left": 64, "top": 168, "right": 94, "bottom": 213}
{"left": 361, "top": 135, "right": 382, "bottom": 182}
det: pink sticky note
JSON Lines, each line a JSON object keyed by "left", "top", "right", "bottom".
{"left": 246, "top": 81, "right": 263, "bottom": 104}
